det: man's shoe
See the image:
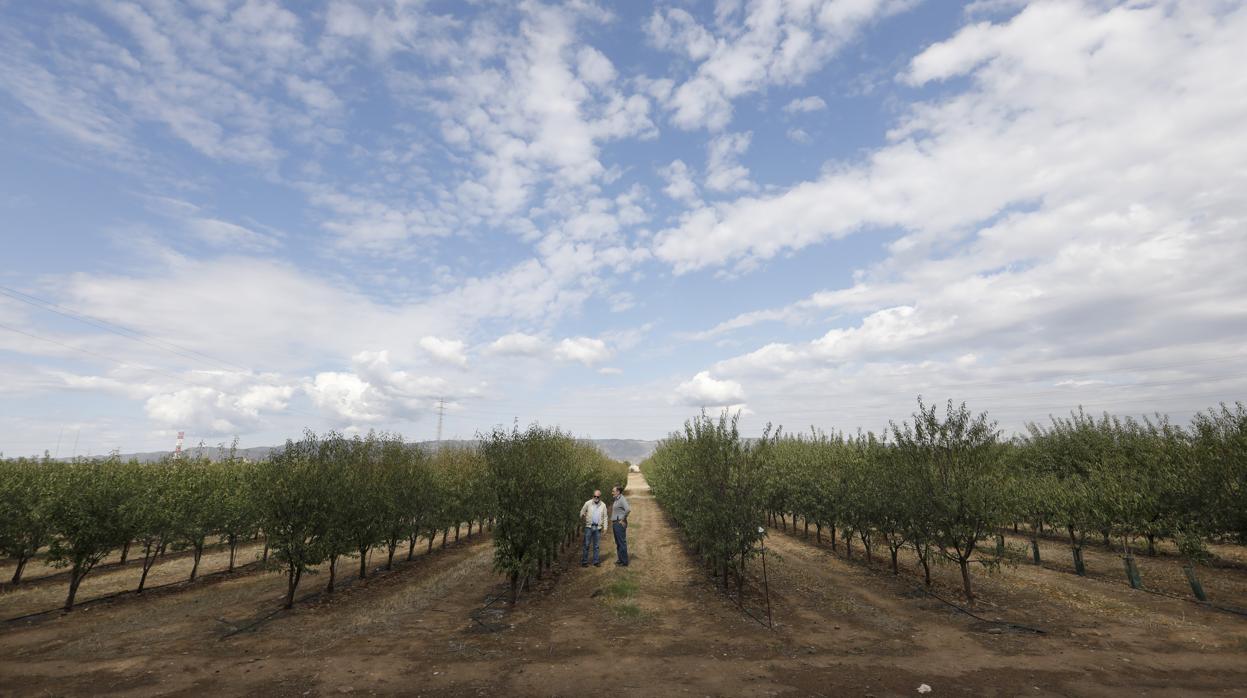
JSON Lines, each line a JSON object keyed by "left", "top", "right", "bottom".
{"left": 614, "top": 561, "right": 623, "bottom": 566}
{"left": 593, "top": 562, "right": 601, "bottom": 567}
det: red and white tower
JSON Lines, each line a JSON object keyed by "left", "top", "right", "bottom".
{"left": 175, "top": 431, "right": 185, "bottom": 458}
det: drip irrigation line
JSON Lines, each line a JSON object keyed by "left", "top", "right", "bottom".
{"left": 996, "top": 545, "right": 1247, "bottom": 620}
{"left": 1, "top": 538, "right": 267, "bottom": 591}
{"left": 221, "top": 531, "right": 490, "bottom": 640}
{"left": 914, "top": 584, "right": 1046, "bottom": 634}
{"left": 2, "top": 559, "right": 268, "bottom": 625}
{"left": 772, "top": 525, "right": 1046, "bottom": 634}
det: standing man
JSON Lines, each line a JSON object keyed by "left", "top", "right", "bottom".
{"left": 580, "top": 489, "right": 607, "bottom": 567}
{"left": 611, "top": 484, "right": 630, "bottom": 566}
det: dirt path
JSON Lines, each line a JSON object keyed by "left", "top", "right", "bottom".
{"left": 3, "top": 474, "right": 1247, "bottom": 696}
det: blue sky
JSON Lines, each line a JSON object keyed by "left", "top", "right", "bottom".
{"left": 2, "top": 0, "right": 1245, "bottom": 456}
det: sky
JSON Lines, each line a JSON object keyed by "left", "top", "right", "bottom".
{"left": 1, "top": 0, "right": 1245, "bottom": 457}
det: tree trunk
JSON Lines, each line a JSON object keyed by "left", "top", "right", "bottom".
{"left": 138, "top": 539, "right": 158, "bottom": 593}
{"left": 890, "top": 546, "right": 900, "bottom": 574}
{"left": 285, "top": 564, "right": 302, "bottom": 609}
{"left": 509, "top": 571, "right": 519, "bottom": 605}
{"left": 959, "top": 558, "right": 975, "bottom": 602}
{"left": 1145, "top": 533, "right": 1157, "bottom": 557}
{"left": 327, "top": 555, "right": 338, "bottom": 593}
{"left": 915, "top": 542, "right": 931, "bottom": 586}
{"left": 1031, "top": 538, "right": 1041, "bottom": 564}
{"left": 804, "top": 519, "right": 809, "bottom": 538}
{"left": 119, "top": 540, "right": 130, "bottom": 564}
{"left": 11, "top": 555, "right": 28, "bottom": 585}
{"left": 65, "top": 563, "right": 87, "bottom": 611}
{"left": 816, "top": 523, "right": 822, "bottom": 543}
{"left": 407, "top": 536, "right": 417, "bottom": 561}
{"left": 845, "top": 535, "right": 853, "bottom": 560}
{"left": 441, "top": 528, "right": 449, "bottom": 548}
{"left": 830, "top": 526, "right": 837, "bottom": 551}
{"left": 228, "top": 534, "right": 238, "bottom": 572}
{"left": 189, "top": 540, "right": 204, "bottom": 582}
{"left": 779, "top": 513, "right": 786, "bottom": 531}
{"left": 262, "top": 542, "right": 269, "bottom": 562}
{"left": 455, "top": 524, "right": 461, "bottom": 542}
{"left": 861, "top": 531, "right": 873, "bottom": 564}
{"left": 358, "top": 547, "right": 369, "bottom": 579}
{"left": 387, "top": 539, "right": 398, "bottom": 570}
{"left": 427, "top": 535, "right": 435, "bottom": 553}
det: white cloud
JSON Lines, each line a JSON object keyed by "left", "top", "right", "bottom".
{"left": 554, "top": 337, "right": 611, "bottom": 366}
{"left": 786, "top": 127, "right": 812, "bottom": 143}
{"left": 660, "top": 160, "right": 700, "bottom": 205}
{"left": 576, "top": 45, "right": 617, "bottom": 85}
{"left": 649, "top": 1, "right": 916, "bottom": 129}
{"left": 284, "top": 75, "right": 342, "bottom": 112}
{"left": 654, "top": 1, "right": 1247, "bottom": 273}
{"left": 486, "top": 332, "right": 546, "bottom": 357}
{"left": 419, "top": 336, "right": 468, "bottom": 367}
{"left": 674, "top": 371, "right": 745, "bottom": 406}
{"left": 304, "top": 350, "right": 460, "bottom": 427}
{"left": 304, "top": 371, "right": 386, "bottom": 423}
{"left": 705, "top": 131, "right": 754, "bottom": 192}
{"left": 783, "top": 96, "right": 827, "bottom": 113}
{"left": 657, "top": 1, "right": 1247, "bottom": 434}
{"left": 145, "top": 382, "right": 294, "bottom": 436}
{"left": 187, "top": 218, "right": 277, "bottom": 251}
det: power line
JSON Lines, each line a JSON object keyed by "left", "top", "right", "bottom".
{"left": 0, "top": 284, "right": 252, "bottom": 373}
{"left": 0, "top": 321, "right": 325, "bottom": 422}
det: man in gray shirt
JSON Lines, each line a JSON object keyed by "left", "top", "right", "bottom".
{"left": 610, "top": 485, "right": 631, "bottom": 566}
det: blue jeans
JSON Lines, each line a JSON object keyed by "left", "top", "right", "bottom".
{"left": 612, "top": 521, "right": 629, "bottom": 565}
{"left": 581, "top": 526, "right": 602, "bottom": 564}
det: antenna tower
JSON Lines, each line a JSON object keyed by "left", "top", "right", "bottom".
{"left": 435, "top": 398, "right": 446, "bottom": 444}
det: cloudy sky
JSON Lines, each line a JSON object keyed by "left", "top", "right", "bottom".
{"left": 1, "top": 0, "right": 1244, "bottom": 456}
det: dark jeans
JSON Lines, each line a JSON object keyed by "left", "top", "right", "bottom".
{"left": 581, "top": 526, "right": 602, "bottom": 564}
{"left": 612, "top": 521, "right": 629, "bottom": 564}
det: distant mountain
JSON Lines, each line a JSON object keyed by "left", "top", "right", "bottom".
{"left": 105, "top": 438, "right": 660, "bottom": 465}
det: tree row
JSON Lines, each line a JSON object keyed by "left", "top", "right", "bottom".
{"left": 646, "top": 400, "right": 1246, "bottom": 603}
{"left": 1, "top": 428, "right": 626, "bottom": 611}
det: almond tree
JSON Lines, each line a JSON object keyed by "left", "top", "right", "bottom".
{"left": 646, "top": 412, "right": 767, "bottom": 593}
{"left": 1191, "top": 403, "right": 1247, "bottom": 543}
{"left": 168, "top": 455, "right": 219, "bottom": 582}
{"left": 891, "top": 399, "right": 1008, "bottom": 603}
{"left": 253, "top": 432, "right": 337, "bottom": 609}
{"left": 133, "top": 458, "right": 178, "bottom": 592}
{"left": 45, "top": 456, "right": 139, "bottom": 610}
{"left": 0, "top": 456, "right": 54, "bottom": 585}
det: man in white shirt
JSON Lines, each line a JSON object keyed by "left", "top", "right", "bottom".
{"left": 579, "top": 490, "right": 607, "bottom": 567}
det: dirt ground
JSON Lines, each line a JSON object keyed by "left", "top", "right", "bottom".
{"left": 2, "top": 472, "right": 1246, "bottom": 697}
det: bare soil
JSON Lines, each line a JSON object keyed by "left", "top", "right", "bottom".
{"left": 2, "top": 474, "right": 1245, "bottom": 697}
